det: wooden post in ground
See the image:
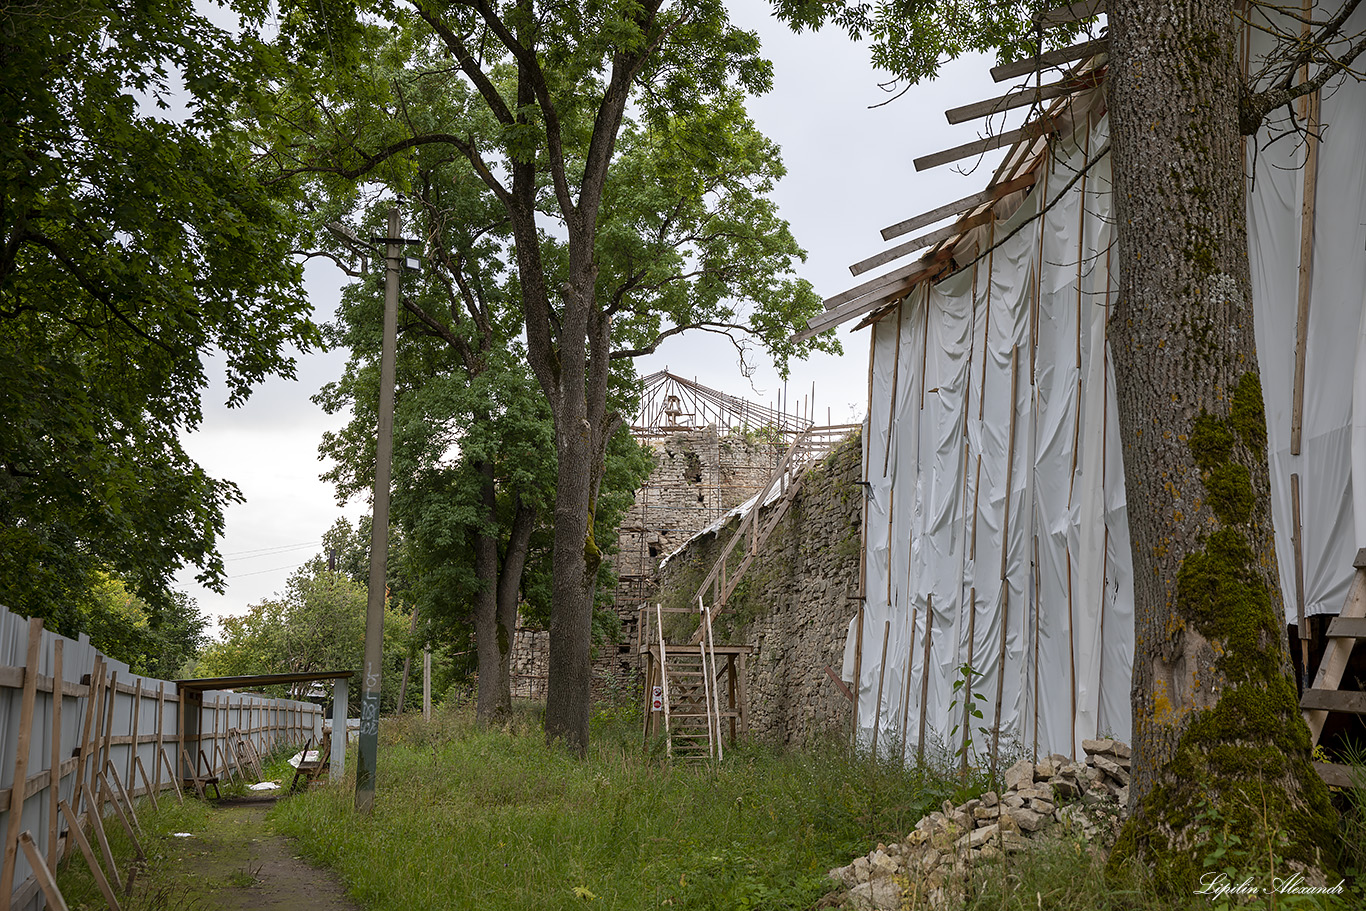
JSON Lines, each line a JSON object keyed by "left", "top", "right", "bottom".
{"left": 48, "top": 637, "right": 64, "bottom": 870}
{"left": 76, "top": 657, "right": 105, "bottom": 816}
{"left": 19, "top": 830, "right": 70, "bottom": 911}
{"left": 1, "top": 617, "right": 44, "bottom": 904}
{"left": 870, "top": 620, "right": 892, "bottom": 758}
{"left": 81, "top": 782, "right": 121, "bottom": 893}
{"left": 98, "top": 671, "right": 117, "bottom": 815}
{"left": 128, "top": 679, "right": 141, "bottom": 794}
{"left": 154, "top": 683, "right": 166, "bottom": 797}
{"left": 59, "top": 798, "right": 121, "bottom": 911}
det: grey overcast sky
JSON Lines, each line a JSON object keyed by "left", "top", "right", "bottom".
{"left": 173, "top": 8, "right": 1007, "bottom": 626}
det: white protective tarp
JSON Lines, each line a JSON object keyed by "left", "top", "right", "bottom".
{"left": 855, "top": 10, "right": 1366, "bottom": 761}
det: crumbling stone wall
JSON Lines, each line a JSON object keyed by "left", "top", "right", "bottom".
{"left": 510, "top": 628, "right": 549, "bottom": 700}
{"left": 594, "top": 427, "right": 785, "bottom": 698}
{"left": 656, "top": 431, "right": 863, "bottom": 743}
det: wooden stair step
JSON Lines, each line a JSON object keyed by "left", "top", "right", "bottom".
{"left": 1301, "top": 689, "right": 1366, "bottom": 714}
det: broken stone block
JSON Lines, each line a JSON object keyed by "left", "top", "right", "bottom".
{"left": 1003, "top": 759, "right": 1035, "bottom": 791}
{"left": 974, "top": 805, "right": 1001, "bottom": 820}
{"left": 1082, "top": 738, "right": 1114, "bottom": 756}
{"left": 1034, "top": 758, "right": 1057, "bottom": 778}
{"left": 846, "top": 877, "right": 902, "bottom": 911}
{"left": 1006, "top": 807, "right": 1046, "bottom": 832}
{"left": 1092, "top": 755, "right": 1131, "bottom": 785}
{"left": 981, "top": 790, "right": 999, "bottom": 807}
{"left": 869, "top": 850, "right": 899, "bottom": 879}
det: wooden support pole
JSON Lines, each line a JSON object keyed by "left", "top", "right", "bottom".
{"left": 76, "top": 658, "right": 104, "bottom": 815}
{"left": 60, "top": 798, "right": 121, "bottom": 911}
{"left": 883, "top": 303, "right": 903, "bottom": 474}
{"left": 899, "top": 604, "right": 919, "bottom": 766}
{"left": 153, "top": 683, "right": 165, "bottom": 797}
{"left": 1000, "top": 347, "right": 1021, "bottom": 582}
{"left": 134, "top": 756, "right": 157, "bottom": 813}
{"left": 917, "top": 595, "right": 935, "bottom": 764}
{"left": 991, "top": 589, "right": 1011, "bottom": 777}
{"left": 1, "top": 617, "right": 44, "bottom": 904}
{"left": 103, "top": 761, "right": 141, "bottom": 839}
{"left": 127, "top": 679, "right": 141, "bottom": 793}
{"left": 158, "top": 751, "right": 183, "bottom": 806}
{"left": 870, "top": 620, "right": 892, "bottom": 757}
{"left": 1292, "top": 472, "right": 1309, "bottom": 670}
{"left": 82, "top": 782, "right": 121, "bottom": 893}
{"left": 960, "top": 588, "right": 977, "bottom": 776}
{"left": 1066, "top": 548, "right": 1079, "bottom": 753}
{"left": 98, "top": 671, "right": 117, "bottom": 815}
{"left": 96, "top": 771, "right": 142, "bottom": 862}
{"left": 20, "top": 830, "right": 70, "bottom": 911}
{"left": 48, "top": 637, "right": 64, "bottom": 870}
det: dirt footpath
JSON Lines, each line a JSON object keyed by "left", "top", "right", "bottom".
{"left": 159, "top": 798, "right": 360, "bottom": 911}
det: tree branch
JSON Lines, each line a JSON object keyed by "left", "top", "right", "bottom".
{"left": 610, "top": 321, "right": 753, "bottom": 360}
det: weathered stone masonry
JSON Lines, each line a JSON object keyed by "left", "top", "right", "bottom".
{"left": 656, "top": 431, "right": 863, "bottom": 744}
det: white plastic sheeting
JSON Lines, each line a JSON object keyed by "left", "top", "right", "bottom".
{"left": 853, "top": 13, "right": 1366, "bottom": 761}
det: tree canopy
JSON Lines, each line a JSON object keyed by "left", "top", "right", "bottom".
{"left": 247, "top": 0, "right": 832, "bottom": 747}
{"left": 0, "top": 0, "right": 319, "bottom": 629}
{"left": 197, "top": 559, "right": 414, "bottom": 713}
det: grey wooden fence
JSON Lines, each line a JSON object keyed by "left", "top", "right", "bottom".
{"left": 0, "top": 605, "right": 324, "bottom": 910}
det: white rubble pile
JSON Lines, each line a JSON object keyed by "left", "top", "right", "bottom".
{"left": 827, "top": 740, "right": 1132, "bottom": 910}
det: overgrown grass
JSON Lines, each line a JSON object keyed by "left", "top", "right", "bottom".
{"left": 271, "top": 703, "right": 972, "bottom": 911}
{"left": 56, "top": 795, "right": 213, "bottom": 911}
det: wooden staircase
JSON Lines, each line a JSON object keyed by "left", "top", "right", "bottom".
{"left": 1299, "top": 547, "right": 1366, "bottom": 787}
{"left": 642, "top": 604, "right": 749, "bottom": 762}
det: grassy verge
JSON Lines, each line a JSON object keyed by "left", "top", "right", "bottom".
{"left": 270, "top": 704, "right": 976, "bottom": 911}
{"left": 55, "top": 794, "right": 213, "bottom": 911}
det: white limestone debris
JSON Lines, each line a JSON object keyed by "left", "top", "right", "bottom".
{"left": 825, "top": 740, "right": 1132, "bottom": 910}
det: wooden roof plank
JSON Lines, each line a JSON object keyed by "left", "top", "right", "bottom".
{"left": 853, "top": 210, "right": 995, "bottom": 277}
{"left": 991, "top": 37, "right": 1110, "bottom": 83}
{"left": 880, "top": 171, "right": 1038, "bottom": 242}
{"left": 945, "top": 75, "right": 1099, "bottom": 125}
{"left": 800, "top": 258, "right": 948, "bottom": 341}
{"left": 1035, "top": 0, "right": 1105, "bottom": 26}
{"left": 914, "top": 118, "right": 1057, "bottom": 172}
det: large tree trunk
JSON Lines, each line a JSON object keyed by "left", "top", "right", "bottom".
{"left": 472, "top": 461, "right": 511, "bottom": 723}
{"left": 1106, "top": 0, "right": 1335, "bottom": 885}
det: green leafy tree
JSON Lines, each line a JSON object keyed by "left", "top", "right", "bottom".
{"left": 248, "top": 0, "right": 832, "bottom": 749}
{"left": 0, "top": 0, "right": 319, "bottom": 629}
{"left": 198, "top": 565, "right": 413, "bottom": 714}
{"left": 783, "top": 0, "right": 1363, "bottom": 886}
{"left": 316, "top": 149, "right": 651, "bottom": 722}
{"left": 79, "top": 576, "right": 207, "bottom": 679}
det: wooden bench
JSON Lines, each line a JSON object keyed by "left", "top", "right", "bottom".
{"left": 289, "top": 731, "right": 332, "bottom": 792}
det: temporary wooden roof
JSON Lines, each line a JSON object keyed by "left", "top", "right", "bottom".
{"left": 174, "top": 670, "right": 353, "bottom": 694}
{"left": 795, "top": 22, "right": 1110, "bottom": 343}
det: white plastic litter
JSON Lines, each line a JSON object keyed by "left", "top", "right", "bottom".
{"left": 248, "top": 781, "right": 281, "bottom": 791}
{"left": 173, "top": 833, "right": 193, "bottom": 838}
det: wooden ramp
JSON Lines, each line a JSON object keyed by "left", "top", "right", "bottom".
{"left": 1299, "top": 547, "right": 1366, "bottom": 787}
{"left": 687, "top": 424, "right": 858, "bottom": 641}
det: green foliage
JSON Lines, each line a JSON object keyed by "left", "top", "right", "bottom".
{"left": 0, "top": 0, "right": 320, "bottom": 626}
{"left": 80, "top": 574, "right": 207, "bottom": 679}
{"left": 772, "top": 0, "right": 1096, "bottom": 85}
{"left": 197, "top": 565, "right": 413, "bottom": 714}
{"left": 270, "top": 706, "right": 955, "bottom": 911}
